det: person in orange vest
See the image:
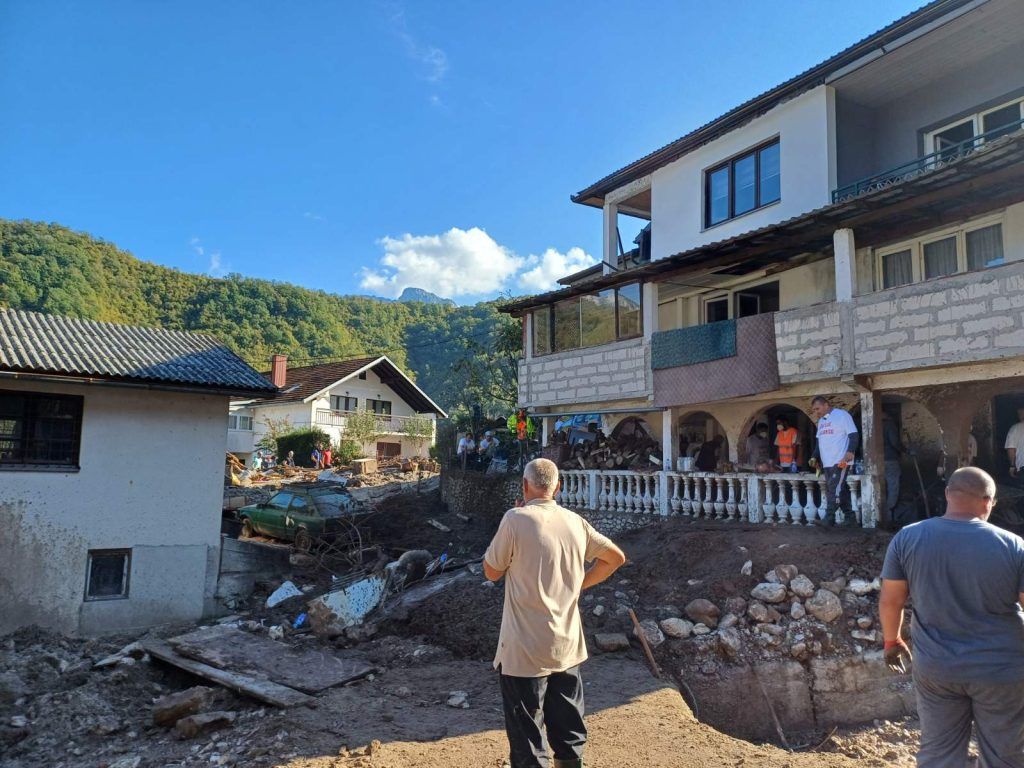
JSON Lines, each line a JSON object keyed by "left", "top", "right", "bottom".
{"left": 775, "top": 416, "right": 802, "bottom": 472}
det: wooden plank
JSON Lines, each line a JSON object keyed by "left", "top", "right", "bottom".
{"left": 167, "top": 625, "right": 374, "bottom": 694}
{"left": 141, "top": 639, "right": 315, "bottom": 708}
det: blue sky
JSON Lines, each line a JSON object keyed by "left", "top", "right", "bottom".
{"left": 0, "top": 1, "right": 922, "bottom": 303}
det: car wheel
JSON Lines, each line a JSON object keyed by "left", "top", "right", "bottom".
{"left": 241, "top": 519, "right": 254, "bottom": 539}
{"left": 294, "top": 528, "right": 311, "bottom": 553}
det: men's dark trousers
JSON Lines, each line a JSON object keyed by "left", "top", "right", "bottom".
{"left": 915, "top": 670, "right": 1024, "bottom": 767}
{"left": 499, "top": 665, "right": 586, "bottom": 768}
{"left": 822, "top": 465, "right": 855, "bottom": 525}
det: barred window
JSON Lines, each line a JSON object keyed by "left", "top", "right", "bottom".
{"left": 0, "top": 391, "right": 83, "bottom": 469}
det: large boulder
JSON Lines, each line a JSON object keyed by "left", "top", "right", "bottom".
{"left": 773, "top": 564, "right": 799, "bottom": 586}
{"left": 806, "top": 589, "right": 844, "bottom": 623}
{"left": 750, "top": 582, "right": 787, "bottom": 604}
{"left": 685, "top": 599, "right": 721, "bottom": 628}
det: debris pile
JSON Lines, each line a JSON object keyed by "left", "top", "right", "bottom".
{"left": 551, "top": 427, "right": 662, "bottom": 471}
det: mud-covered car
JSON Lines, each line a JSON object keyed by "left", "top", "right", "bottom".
{"left": 239, "top": 484, "right": 364, "bottom": 550}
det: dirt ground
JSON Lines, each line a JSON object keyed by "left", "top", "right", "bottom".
{"left": 2, "top": 488, "right": 930, "bottom": 768}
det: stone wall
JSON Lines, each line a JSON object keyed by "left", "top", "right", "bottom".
{"left": 577, "top": 509, "right": 662, "bottom": 537}
{"left": 518, "top": 337, "right": 651, "bottom": 408}
{"left": 851, "top": 260, "right": 1024, "bottom": 373}
{"left": 774, "top": 303, "right": 841, "bottom": 382}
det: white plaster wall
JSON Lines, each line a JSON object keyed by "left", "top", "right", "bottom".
{"left": 780, "top": 260, "right": 836, "bottom": 309}
{"left": 249, "top": 402, "right": 313, "bottom": 449}
{"left": 0, "top": 380, "right": 228, "bottom": 635}
{"left": 651, "top": 86, "right": 836, "bottom": 260}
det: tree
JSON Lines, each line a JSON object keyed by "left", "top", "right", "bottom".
{"left": 256, "top": 415, "right": 293, "bottom": 452}
{"left": 401, "top": 414, "right": 435, "bottom": 458}
{"left": 343, "top": 409, "right": 383, "bottom": 453}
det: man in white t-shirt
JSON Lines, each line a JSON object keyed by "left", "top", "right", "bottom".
{"left": 810, "top": 396, "right": 860, "bottom": 527}
{"left": 1004, "top": 408, "right": 1024, "bottom": 480}
{"left": 457, "top": 433, "right": 476, "bottom": 468}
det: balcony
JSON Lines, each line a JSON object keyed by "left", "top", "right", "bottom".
{"left": 226, "top": 429, "right": 255, "bottom": 455}
{"left": 314, "top": 409, "right": 416, "bottom": 434}
{"left": 833, "top": 117, "right": 1024, "bottom": 204}
{"left": 651, "top": 314, "right": 779, "bottom": 407}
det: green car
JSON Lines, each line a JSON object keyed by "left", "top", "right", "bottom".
{"left": 239, "top": 484, "right": 363, "bottom": 551}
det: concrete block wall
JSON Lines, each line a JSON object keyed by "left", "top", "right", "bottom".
{"left": 518, "top": 337, "right": 651, "bottom": 408}
{"left": 774, "top": 304, "right": 842, "bottom": 382}
{"left": 851, "top": 260, "right": 1024, "bottom": 374}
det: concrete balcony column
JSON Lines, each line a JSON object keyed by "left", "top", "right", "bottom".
{"left": 661, "top": 407, "right": 677, "bottom": 471}
{"left": 603, "top": 201, "right": 618, "bottom": 275}
{"left": 834, "top": 228, "right": 856, "bottom": 302}
{"left": 859, "top": 389, "right": 883, "bottom": 528}
{"left": 642, "top": 282, "right": 658, "bottom": 340}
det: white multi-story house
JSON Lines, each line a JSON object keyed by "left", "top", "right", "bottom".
{"left": 504, "top": 0, "right": 1024, "bottom": 527}
{"left": 228, "top": 355, "right": 446, "bottom": 462}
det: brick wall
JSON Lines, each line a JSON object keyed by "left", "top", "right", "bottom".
{"left": 774, "top": 304, "right": 842, "bottom": 382}
{"left": 851, "top": 260, "right": 1024, "bottom": 373}
{"left": 517, "top": 337, "right": 651, "bottom": 408}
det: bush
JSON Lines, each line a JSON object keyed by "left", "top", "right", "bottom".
{"left": 334, "top": 438, "right": 364, "bottom": 466}
{"left": 276, "top": 427, "right": 330, "bottom": 467}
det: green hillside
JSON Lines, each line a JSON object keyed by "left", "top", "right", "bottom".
{"left": 0, "top": 219, "right": 518, "bottom": 416}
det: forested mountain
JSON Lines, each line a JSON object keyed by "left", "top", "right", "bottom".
{"left": 0, "top": 219, "right": 518, "bottom": 417}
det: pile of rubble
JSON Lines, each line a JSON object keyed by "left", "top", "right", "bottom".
{"left": 550, "top": 428, "right": 662, "bottom": 471}
{"left": 590, "top": 563, "right": 883, "bottom": 667}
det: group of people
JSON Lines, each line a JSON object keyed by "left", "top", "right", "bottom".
{"left": 310, "top": 444, "right": 333, "bottom": 469}
{"left": 482, "top": 456, "right": 1024, "bottom": 768}
{"left": 456, "top": 430, "right": 500, "bottom": 470}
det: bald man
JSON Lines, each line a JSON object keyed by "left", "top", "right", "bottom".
{"left": 880, "top": 467, "right": 1024, "bottom": 768}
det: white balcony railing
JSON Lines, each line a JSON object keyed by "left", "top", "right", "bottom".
{"left": 556, "top": 469, "right": 870, "bottom": 528}
{"left": 314, "top": 409, "right": 415, "bottom": 434}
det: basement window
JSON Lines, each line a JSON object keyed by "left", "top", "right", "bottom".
{"left": 0, "top": 391, "right": 83, "bottom": 470}
{"left": 85, "top": 549, "right": 131, "bottom": 601}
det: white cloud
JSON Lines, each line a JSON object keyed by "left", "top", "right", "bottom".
{"left": 359, "top": 228, "right": 594, "bottom": 300}
{"left": 385, "top": 3, "right": 448, "bottom": 83}
{"left": 517, "top": 247, "right": 598, "bottom": 292}
{"left": 207, "top": 252, "right": 228, "bottom": 278}
{"left": 303, "top": 211, "right": 325, "bottom": 222}
{"left": 189, "top": 237, "right": 204, "bottom": 257}
{"left": 360, "top": 227, "right": 525, "bottom": 299}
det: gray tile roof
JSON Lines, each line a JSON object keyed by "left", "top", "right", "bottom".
{"left": 0, "top": 308, "right": 277, "bottom": 394}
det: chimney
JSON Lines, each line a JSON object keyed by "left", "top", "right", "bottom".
{"left": 270, "top": 354, "right": 287, "bottom": 388}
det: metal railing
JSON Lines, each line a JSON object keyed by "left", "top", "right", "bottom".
{"left": 832, "top": 116, "right": 1024, "bottom": 203}
{"left": 314, "top": 409, "right": 414, "bottom": 434}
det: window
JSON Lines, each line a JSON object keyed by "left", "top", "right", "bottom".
{"left": 85, "top": 549, "right": 130, "bottom": 601}
{"left": 0, "top": 391, "right": 83, "bottom": 469}
{"left": 267, "top": 492, "right": 294, "bottom": 510}
{"left": 228, "top": 414, "right": 253, "bottom": 430}
{"left": 289, "top": 495, "right": 309, "bottom": 511}
{"left": 927, "top": 98, "right": 1024, "bottom": 159}
{"left": 704, "top": 139, "right": 781, "bottom": 227}
{"left": 357, "top": 371, "right": 368, "bottom": 380}
{"left": 330, "top": 395, "right": 358, "bottom": 412}
{"left": 876, "top": 217, "right": 1005, "bottom": 289}
{"left": 367, "top": 399, "right": 392, "bottom": 415}
{"left": 535, "top": 282, "right": 643, "bottom": 356}
{"left": 532, "top": 307, "right": 552, "bottom": 356}
{"left": 704, "top": 297, "right": 729, "bottom": 324}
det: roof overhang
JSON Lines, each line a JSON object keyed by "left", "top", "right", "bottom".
{"left": 505, "top": 130, "right": 1024, "bottom": 315}
{"left": 302, "top": 355, "right": 448, "bottom": 418}
{"left": 0, "top": 369, "right": 278, "bottom": 398}
{"left": 571, "top": 0, "right": 983, "bottom": 208}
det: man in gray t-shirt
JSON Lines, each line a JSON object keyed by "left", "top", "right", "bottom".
{"left": 880, "top": 467, "right": 1024, "bottom": 768}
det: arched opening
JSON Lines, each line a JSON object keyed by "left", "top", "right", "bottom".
{"left": 737, "top": 403, "right": 815, "bottom": 470}
{"left": 677, "top": 411, "right": 729, "bottom": 472}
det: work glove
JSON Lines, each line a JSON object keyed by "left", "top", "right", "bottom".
{"left": 884, "top": 639, "right": 912, "bottom": 674}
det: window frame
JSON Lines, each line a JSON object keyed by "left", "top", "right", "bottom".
{"left": 530, "top": 282, "right": 644, "bottom": 357}
{"left": 228, "top": 414, "right": 253, "bottom": 430}
{"left": 366, "top": 398, "right": 392, "bottom": 415}
{"left": 84, "top": 548, "right": 131, "bottom": 602}
{"left": 0, "top": 390, "right": 84, "bottom": 471}
{"left": 703, "top": 138, "right": 781, "bottom": 229}
{"left": 330, "top": 395, "right": 358, "bottom": 412}
{"left": 925, "top": 97, "right": 1024, "bottom": 155}
{"left": 874, "top": 214, "right": 1006, "bottom": 290}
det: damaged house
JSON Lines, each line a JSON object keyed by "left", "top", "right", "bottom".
{"left": 502, "top": 0, "right": 1024, "bottom": 526}
{"left": 228, "top": 355, "right": 447, "bottom": 463}
{"left": 0, "top": 308, "right": 277, "bottom": 635}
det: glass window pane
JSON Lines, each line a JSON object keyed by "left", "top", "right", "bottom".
{"left": 581, "top": 290, "right": 616, "bottom": 347}
{"left": 532, "top": 308, "right": 551, "bottom": 356}
{"left": 966, "top": 224, "right": 1004, "bottom": 270}
{"left": 758, "top": 142, "right": 780, "bottom": 204}
{"left": 733, "top": 153, "right": 756, "bottom": 215}
{"left": 553, "top": 298, "right": 581, "bottom": 351}
{"left": 705, "top": 298, "right": 729, "bottom": 323}
{"left": 616, "top": 284, "right": 642, "bottom": 338}
{"left": 933, "top": 120, "right": 974, "bottom": 160}
{"left": 290, "top": 496, "right": 308, "bottom": 510}
{"left": 268, "top": 492, "right": 293, "bottom": 510}
{"left": 707, "top": 167, "right": 729, "bottom": 226}
{"left": 87, "top": 551, "right": 128, "bottom": 599}
{"left": 923, "top": 237, "right": 958, "bottom": 279}
{"left": 882, "top": 249, "right": 914, "bottom": 288}
{"left": 982, "top": 103, "right": 1021, "bottom": 140}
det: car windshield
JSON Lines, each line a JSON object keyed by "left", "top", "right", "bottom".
{"left": 310, "top": 488, "right": 354, "bottom": 517}
{"left": 266, "top": 492, "right": 293, "bottom": 510}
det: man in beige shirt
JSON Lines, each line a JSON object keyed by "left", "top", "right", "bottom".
{"left": 484, "top": 458, "right": 626, "bottom": 768}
